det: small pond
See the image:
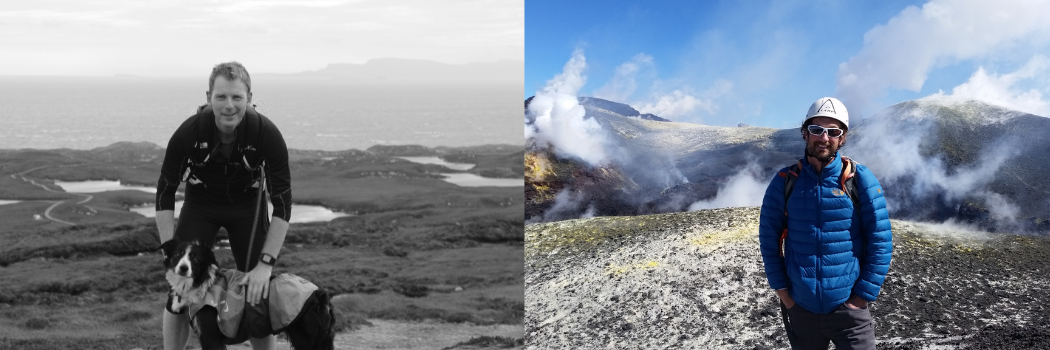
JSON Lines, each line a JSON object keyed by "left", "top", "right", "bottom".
{"left": 54, "top": 180, "right": 157, "bottom": 193}
{"left": 396, "top": 157, "right": 521, "bottom": 187}
{"left": 52, "top": 180, "right": 349, "bottom": 223}
{"left": 439, "top": 173, "right": 523, "bottom": 187}
{"left": 130, "top": 201, "right": 351, "bottom": 224}
{"left": 397, "top": 157, "right": 476, "bottom": 171}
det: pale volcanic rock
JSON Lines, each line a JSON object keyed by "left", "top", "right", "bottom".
{"left": 525, "top": 208, "right": 1050, "bottom": 349}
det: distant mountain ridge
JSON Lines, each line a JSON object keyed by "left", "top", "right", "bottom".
{"left": 264, "top": 58, "right": 523, "bottom": 82}
{"left": 525, "top": 96, "right": 670, "bottom": 122}
{"left": 525, "top": 96, "right": 1050, "bottom": 232}
{"left": 577, "top": 97, "right": 670, "bottom": 122}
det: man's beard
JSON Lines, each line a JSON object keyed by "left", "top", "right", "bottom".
{"left": 805, "top": 141, "right": 839, "bottom": 163}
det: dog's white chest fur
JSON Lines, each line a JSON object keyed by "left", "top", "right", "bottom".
{"left": 167, "top": 264, "right": 218, "bottom": 309}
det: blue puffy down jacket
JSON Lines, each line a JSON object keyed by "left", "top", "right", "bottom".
{"left": 758, "top": 153, "right": 893, "bottom": 314}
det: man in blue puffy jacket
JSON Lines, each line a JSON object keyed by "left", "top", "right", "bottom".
{"left": 759, "top": 97, "right": 893, "bottom": 350}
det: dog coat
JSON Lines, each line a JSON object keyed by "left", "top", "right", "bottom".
{"left": 186, "top": 270, "right": 319, "bottom": 340}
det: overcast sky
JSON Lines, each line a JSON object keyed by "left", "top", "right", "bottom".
{"left": 0, "top": 0, "right": 523, "bottom": 77}
{"left": 526, "top": 0, "right": 1050, "bottom": 126}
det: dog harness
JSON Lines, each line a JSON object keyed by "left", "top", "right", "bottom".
{"left": 185, "top": 270, "right": 319, "bottom": 340}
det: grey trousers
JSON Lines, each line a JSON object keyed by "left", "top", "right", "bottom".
{"left": 779, "top": 302, "right": 875, "bottom": 350}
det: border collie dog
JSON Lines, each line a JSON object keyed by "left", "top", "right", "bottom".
{"left": 160, "top": 240, "right": 335, "bottom": 350}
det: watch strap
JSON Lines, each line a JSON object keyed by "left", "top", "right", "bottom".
{"left": 259, "top": 253, "right": 277, "bottom": 265}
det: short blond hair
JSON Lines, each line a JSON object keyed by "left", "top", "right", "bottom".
{"left": 209, "top": 61, "right": 251, "bottom": 93}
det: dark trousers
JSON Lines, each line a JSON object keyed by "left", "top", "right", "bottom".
{"left": 175, "top": 197, "right": 269, "bottom": 272}
{"left": 780, "top": 302, "right": 875, "bottom": 350}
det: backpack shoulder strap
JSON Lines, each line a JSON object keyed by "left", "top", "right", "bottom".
{"left": 195, "top": 104, "right": 213, "bottom": 148}
{"left": 238, "top": 106, "right": 265, "bottom": 170}
{"left": 240, "top": 106, "right": 262, "bottom": 146}
{"left": 179, "top": 106, "right": 213, "bottom": 184}
{"left": 777, "top": 159, "right": 803, "bottom": 258}
{"left": 192, "top": 105, "right": 216, "bottom": 161}
{"left": 839, "top": 156, "right": 860, "bottom": 206}
{"left": 180, "top": 105, "right": 267, "bottom": 185}
{"left": 782, "top": 159, "right": 802, "bottom": 203}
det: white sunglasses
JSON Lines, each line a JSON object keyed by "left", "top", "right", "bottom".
{"left": 806, "top": 125, "right": 844, "bottom": 138}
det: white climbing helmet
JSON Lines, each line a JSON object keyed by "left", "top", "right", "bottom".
{"left": 804, "top": 97, "right": 849, "bottom": 130}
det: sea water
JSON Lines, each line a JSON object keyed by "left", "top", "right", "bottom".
{"left": 0, "top": 76, "right": 523, "bottom": 151}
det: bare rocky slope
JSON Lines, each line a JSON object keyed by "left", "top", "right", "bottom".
{"left": 525, "top": 207, "right": 1050, "bottom": 349}
{"left": 525, "top": 97, "right": 1050, "bottom": 232}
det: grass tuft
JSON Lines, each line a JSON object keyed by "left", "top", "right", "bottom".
{"left": 23, "top": 317, "right": 50, "bottom": 330}
{"left": 113, "top": 310, "right": 154, "bottom": 322}
{"left": 33, "top": 281, "right": 91, "bottom": 295}
{"left": 393, "top": 284, "right": 429, "bottom": 298}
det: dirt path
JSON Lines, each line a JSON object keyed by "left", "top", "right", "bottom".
{"left": 13, "top": 165, "right": 92, "bottom": 226}
{"left": 215, "top": 320, "right": 523, "bottom": 350}
{"left": 41, "top": 200, "right": 76, "bottom": 226}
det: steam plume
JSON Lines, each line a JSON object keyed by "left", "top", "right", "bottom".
{"left": 525, "top": 49, "right": 613, "bottom": 167}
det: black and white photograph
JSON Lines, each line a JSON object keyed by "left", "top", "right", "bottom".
{"left": 0, "top": 1, "right": 524, "bottom": 349}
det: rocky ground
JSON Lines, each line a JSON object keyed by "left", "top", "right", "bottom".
{"left": 525, "top": 207, "right": 1050, "bottom": 349}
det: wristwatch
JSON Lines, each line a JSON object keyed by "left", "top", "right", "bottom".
{"left": 259, "top": 253, "right": 277, "bottom": 266}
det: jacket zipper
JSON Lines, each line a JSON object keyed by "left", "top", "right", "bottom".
{"left": 815, "top": 162, "right": 824, "bottom": 311}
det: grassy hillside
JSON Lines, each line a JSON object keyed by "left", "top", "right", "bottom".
{"left": 0, "top": 143, "right": 524, "bottom": 349}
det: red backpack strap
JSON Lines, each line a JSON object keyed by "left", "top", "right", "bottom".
{"left": 839, "top": 156, "right": 855, "bottom": 193}
{"left": 839, "top": 156, "right": 861, "bottom": 209}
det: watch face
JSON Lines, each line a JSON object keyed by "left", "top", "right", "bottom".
{"left": 260, "top": 254, "right": 275, "bottom": 265}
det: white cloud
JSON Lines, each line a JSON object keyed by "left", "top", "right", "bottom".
{"left": 633, "top": 80, "right": 731, "bottom": 121}
{"left": 214, "top": 0, "right": 352, "bottom": 12}
{"left": 588, "top": 52, "right": 745, "bottom": 123}
{"left": 592, "top": 53, "right": 653, "bottom": 103}
{"left": 931, "top": 55, "right": 1050, "bottom": 116}
{"left": 0, "top": 0, "right": 522, "bottom": 75}
{"left": 635, "top": 90, "right": 706, "bottom": 119}
{"left": 0, "top": 9, "right": 141, "bottom": 27}
{"left": 836, "top": 0, "right": 1050, "bottom": 116}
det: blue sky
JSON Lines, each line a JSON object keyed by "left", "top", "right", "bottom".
{"left": 526, "top": 0, "right": 1050, "bottom": 128}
